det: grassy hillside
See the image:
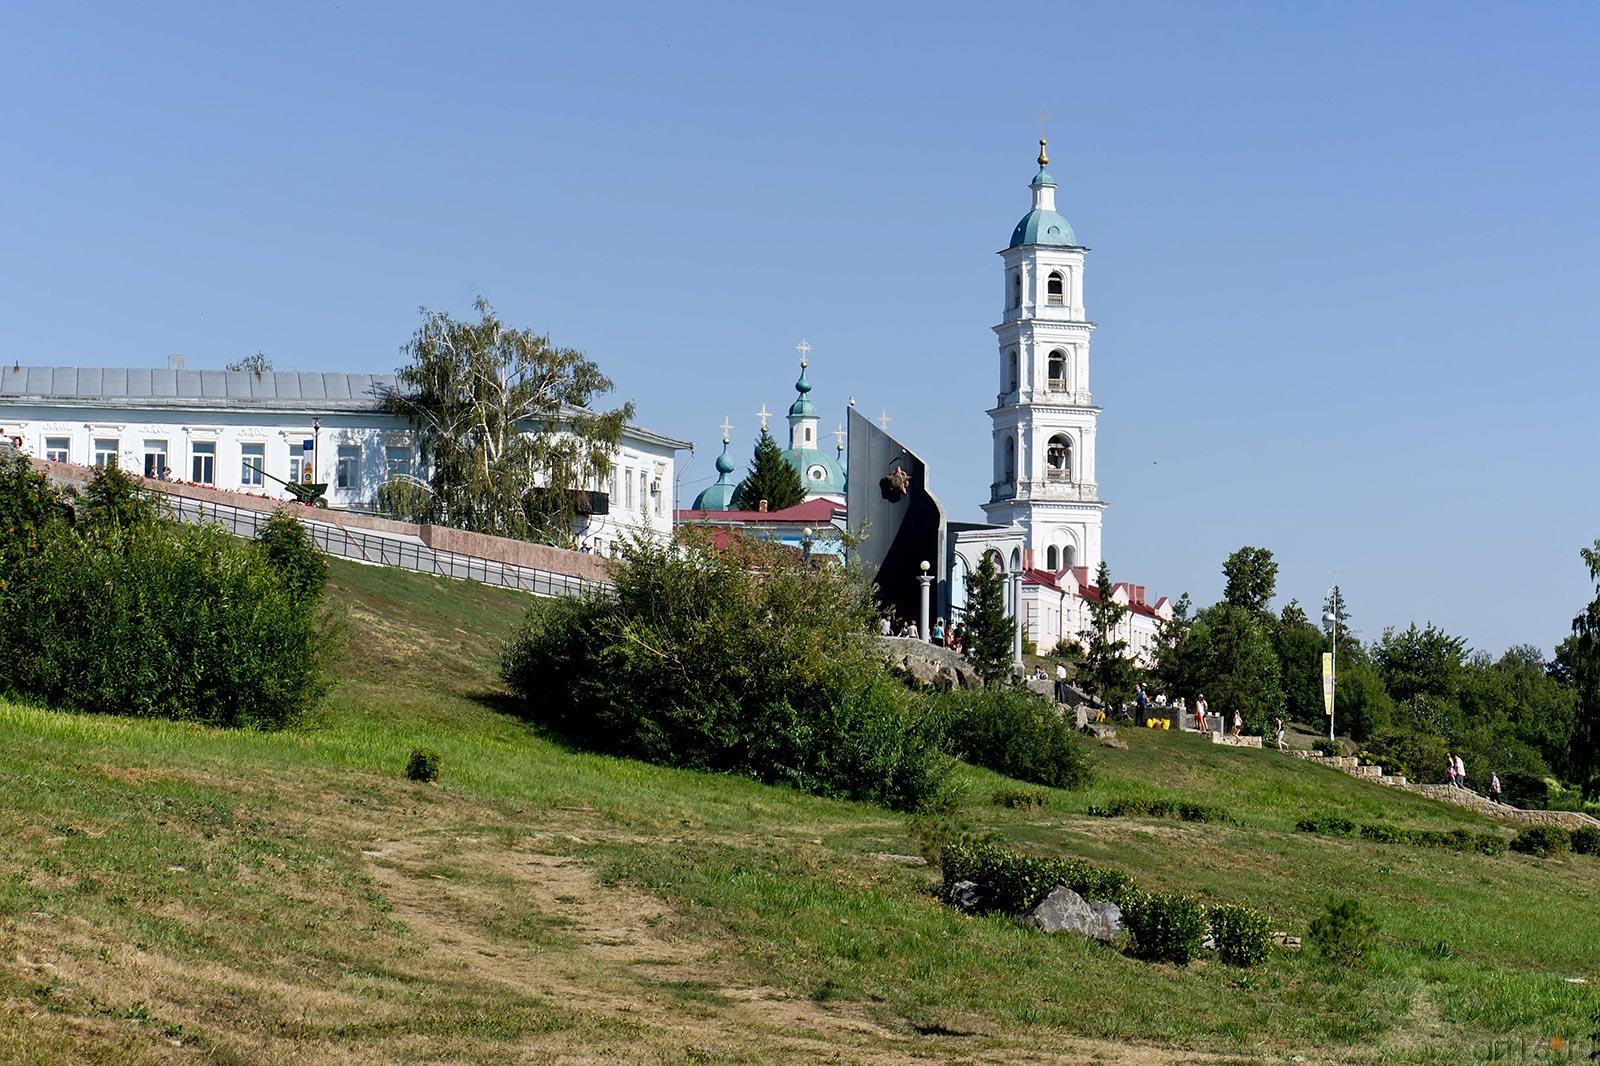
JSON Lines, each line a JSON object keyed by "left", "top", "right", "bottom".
{"left": 1, "top": 558, "right": 1596, "bottom": 1064}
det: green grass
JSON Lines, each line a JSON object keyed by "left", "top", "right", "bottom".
{"left": 1, "top": 557, "right": 1596, "bottom": 1064}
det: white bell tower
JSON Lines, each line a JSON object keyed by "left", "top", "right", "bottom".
{"left": 980, "top": 138, "right": 1105, "bottom": 574}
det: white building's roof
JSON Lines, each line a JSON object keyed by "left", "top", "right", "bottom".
{"left": 0, "top": 366, "right": 395, "bottom": 411}
{"left": 0, "top": 365, "right": 692, "bottom": 450}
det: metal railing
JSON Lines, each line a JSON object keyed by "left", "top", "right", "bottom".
{"left": 161, "top": 494, "right": 609, "bottom": 599}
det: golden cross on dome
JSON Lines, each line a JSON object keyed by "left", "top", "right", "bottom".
{"left": 756, "top": 404, "right": 772, "bottom": 431}
{"left": 833, "top": 422, "right": 845, "bottom": 451}
{"left": 795, "top": 339, "right": 812, "bottom": 367}
{"left": 719, "top": 417, "right": 733, "bottom": 443}
{"left": 877, "top": 410, "right": 891, "bottom": 430}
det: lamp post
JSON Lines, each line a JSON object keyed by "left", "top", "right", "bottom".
{"left": 1322, "top": 588, "right": 1340, "bottom": 744}
{"left": 801, "top": 526, "right": 814, "bottom": 566}
{"left": 917, "top": 560, "right": 933, "bottom": 642}
{"left": 311, "top": 417, "right": 321, "bottom": 487}
{"left": 1010, "top": 559, "right": 1024, "bottom": 671}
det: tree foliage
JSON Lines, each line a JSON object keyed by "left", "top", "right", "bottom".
{"left": 1222, "top": 546, "right": 1278, "bottom": 614}
{"left": 1189, "top": 603, "right": 1284, "bottom": 734}
{"left": 1569, "top": 541, "right": 1600, "bottom": 798}
{"left": 381, "top": 298, "right": 634, "bottom": 546}
{"left": 963, "top": 555, "right": 1014, "bottom": 684}
{"left": 225, "top": 352, "right": 273, "bottom": 374}
{"left": 1080, "top": 561, "right": 1136, "bottom": 707}
{"left": 731, "top": 427, "right": 805, "bottom": 512}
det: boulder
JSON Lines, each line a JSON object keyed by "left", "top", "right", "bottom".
{"left": 948, "top": 880, "right": 986, "bottom": 914}
{"left": 878, "top": 637, "right": 984, "bottom": 692}
{"left": 1017, "top": 886, "right": 1119, "bottom": 942}
{"left": 1088, "top": 899, "right": 1123, "bottom": 939}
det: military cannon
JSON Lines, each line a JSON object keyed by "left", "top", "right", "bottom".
{"left": 246, "top": 462, "right": 329, "bottom": 508}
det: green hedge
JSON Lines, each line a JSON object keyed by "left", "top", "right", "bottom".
{"left": 1570, "top": 826, "right": 1600, "bottom": 855}
{"left": 1209, "top": 904, "right": 1272, "bottom": 967}
{"left": 1296, "top": 816, "right": 1505, "bottom": 856}
{"left": 1125, "top": 892, "right": 1207, "bottom": 966}
{"left": 1510, "top": 826, "right": 1571, "bottom": 857}
{"left": 1089, "top": 797, "right": 1231, "bottom": 823}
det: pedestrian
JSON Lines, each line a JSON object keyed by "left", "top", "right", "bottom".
{"left": 1195, "top": 693, "right": 1209, "bottom": 734}
{"left": 904, "top": 621, "right": 919, "bottom": 640}
{"left": 1230, "top": 708, "right": 1243, "bottom": 737}
{"left": 1454, "top": 753, "right": 1467, "bottom": 791}
{"left": 1489, "top": 771, "right": 1502, "bottom": 804}
{"left": 1054, "top": 662, "right": 1068, "bottom": 703}
{"left": 1273, "top": 715, "right": 1286, "bottom": 752}
{"left": 931, "top": 617, "right": 946, "bottom": 646}
{"left": 879, "top": 615, "right": 892, "bottom": 637}
{"left": 1135, "top": 683, "right": 1149, "bottom": 717}
{"left": 1445, "top": 752, "right": 1457, "bottom": 787}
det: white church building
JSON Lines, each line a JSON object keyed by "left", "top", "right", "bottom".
{"left": 0, "top": 359, "right": 689, "bottom": 552}
{"left": 950, "top": 140, "right": 1171, "bottom": 661}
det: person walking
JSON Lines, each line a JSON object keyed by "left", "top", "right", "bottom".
{"left": 1453, "top": 753, "right": 1467, "bottom": 792}
{"left": 1273, "top": 715, "right": 1287, "bottom": 752}
{"left": 1489, "top": 771, "right": 1502, "bottom": 804}
{"left": 1195, "top": 693, "right": 1210, "bottom": 735}
{"left": 1054, "top": 663, "right": 1068, "bottom": 704}
{"left": 1135, "top": 684, "right": 1150, "bottom": 718}
{"left": 1445, "top": 752, "right": 1457, "bottom": 787}
{"left": 931, "top": 618, "right": 945, "bottom": 646}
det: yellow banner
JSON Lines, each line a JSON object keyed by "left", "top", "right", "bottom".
{"left": 1322, "top": 652, "right": 1334, "bottom": 716}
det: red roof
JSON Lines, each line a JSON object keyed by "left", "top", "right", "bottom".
{"left": 674, "top": 498, "right": 843, "bottom": 525}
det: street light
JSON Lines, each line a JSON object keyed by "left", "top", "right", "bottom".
{"left": 801, "top": 526, "right": 814, "bottom": 566}
{"left": 917, "top": 560, "right": 933, "bottom": 643}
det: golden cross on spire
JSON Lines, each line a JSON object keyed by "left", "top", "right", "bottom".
{"left": 833, "top": 422, "right": 845, "bottom": 452}
{"left": 795, "top": 338, "right": 811, "bottom": 367}
{"left": 877, "top": 410, "right": 891, "bottom": 431}
{"left": 719, "top": 417, "right": 733, "bottom": 443}
{"left": 756, "top": 404, "right": 772, "bottom": 431}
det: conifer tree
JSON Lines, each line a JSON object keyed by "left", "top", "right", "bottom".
{"left": 1081, "top": 561, "right": 1136, "bottom": 707}
{"left": 1569, "top": 540, "right": 1600, "bottom": 798}
{"left": 732, "top": 428, "right": 805, "bottom": 511}
{"left": 963, "top": 556, "right": 1014, "bottom": 683}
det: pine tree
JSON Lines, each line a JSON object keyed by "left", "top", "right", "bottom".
{"left": 1569, "top": 541, "right": 1600, "bottom": 798}
{"left": 732, "top": 428, "right": 805, "bottom": 511}
{"left": 1081, "top": 561, "right": 1136, "bottom": 707}
{"left": 963, "top": 556, "right": 1013, "bottom": 683}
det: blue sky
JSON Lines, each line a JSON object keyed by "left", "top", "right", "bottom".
{"left": 3, "top": 2, "right": 1597, "bottom": 655}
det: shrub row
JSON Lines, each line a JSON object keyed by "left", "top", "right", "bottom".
{"left": 1088, "top": 797, "right": 1232, "bottom": 824}
{"left": 927, "top": 687, "right": 1093, "bottom": 791}
{"left": 991, "top": 787, "right": 1051, "bottom": 810}
{"left": 940, "top": 841, "right": 1271, "bottom": 967}
{"left": 1511, "top": 825, "right": 1574, "bottom": 857}
{"left": 1296, "top": 816, "right": 1506, "bottom": 856}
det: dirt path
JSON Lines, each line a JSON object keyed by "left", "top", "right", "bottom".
{"left": 365, "top": 835, "right": 1284, "bottom": 1065}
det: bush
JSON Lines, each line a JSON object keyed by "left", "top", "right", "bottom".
{"left": 1295, "top": 815, "right": 1357, "bottom": 836}
{"left": 1359, "top": 823, "right": 1412, "bottom": 845}
{"left": 1501, "top": 771, "right": 1551, "bottom": 810}
{"left": 928, "top": 686, "right": 1092, "bottom": 791}
{"left": 500, "top": 534, "right": 952, "bottom": 813}
{"left": 1510, "top": 826, "right": 1571, "bottom": 857}
{"left": 1091, "top": 797, "right": 1230, "bottom": 824}
{"left": 1570, "top": 826, "right": 1600, "bottom": 855}
{"left": 257, "top": 510, "right": 329, "bottom": 602}
{"left": 406, "top": 748, "right": 441, "bottom": 783}
{"left": 1473, "top": 833, "right": 1509, "bottom": 857}
{"left": 939, "top": 841, "right": 1143, "bottom": 916}
{"left": 992, "top": 787, "right": 1050, "bottom": 810}
{"left": 0, "top": 474, "right": 328, "bottom": 729}
{"left": 1209, "top": 904, "right": 1271, "bottom": 967}
{"left": 1125, "top": 891, "right": 1207, "bottom": 965}
{"left": 1308, "top": 897, "right": 1377, "bottom": 966}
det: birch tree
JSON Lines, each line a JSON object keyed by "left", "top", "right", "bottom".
{"left": 381, "top": 299, "right": 634, "bottom": 545}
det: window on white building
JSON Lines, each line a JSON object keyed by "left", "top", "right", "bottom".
{"left": 1048, "top": 350, "right": 1068, "bottom": 392}
{"left": 1007, "top": 348, "right": 1019, "bottom": 393}
{"left": 336, "top": 445, "right": 360, "bottom": 490}
{"left": 1063, "top": 544, "right": 1076, "bottom": 568}
{"left": 1003, "top": 437, "right": 1016, "bottom": 484}
{"left": 1046, "top": 545, "right": 1059, "bottom": 571}
{"left": 1046, "top": 434, "right": 1072, "bottom": 481}
{"left": 1047, "top": 271, "right": 1064, "bottom": 305}
{"left": 385, "top": 445, "right": 412, "bottom": 481}
{"left": 191, "top": 441, "right": 216, "bottom": 484}
{"left": 240, "top": 442, "right": 265, "bottom": 486}
{"left": 289, "top": 443, "right": 305, "bottom": 484}
{"left": 624, "top": 467, "right": 634, "bottom": 509}
{"left": 93, "top": 438, "right": 119, "bottom": 468}
{"left": 143, "top": 440, "right": 168, "bottom": 479}
{"left": 44, "top": 437, "right": 69, "bottom": 463}
{"left": 654, "top": 476, "right": 665, "bottom": 516}
{"left": 638, "top": 471, "right": 648, "bottom": 513}
{"left": 1010, "top": 270, "right": 1022, "bottom": 309}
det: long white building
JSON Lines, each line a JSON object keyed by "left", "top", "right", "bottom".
{"left": 0, "top": 359, "right": 689, "bottom": 552}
